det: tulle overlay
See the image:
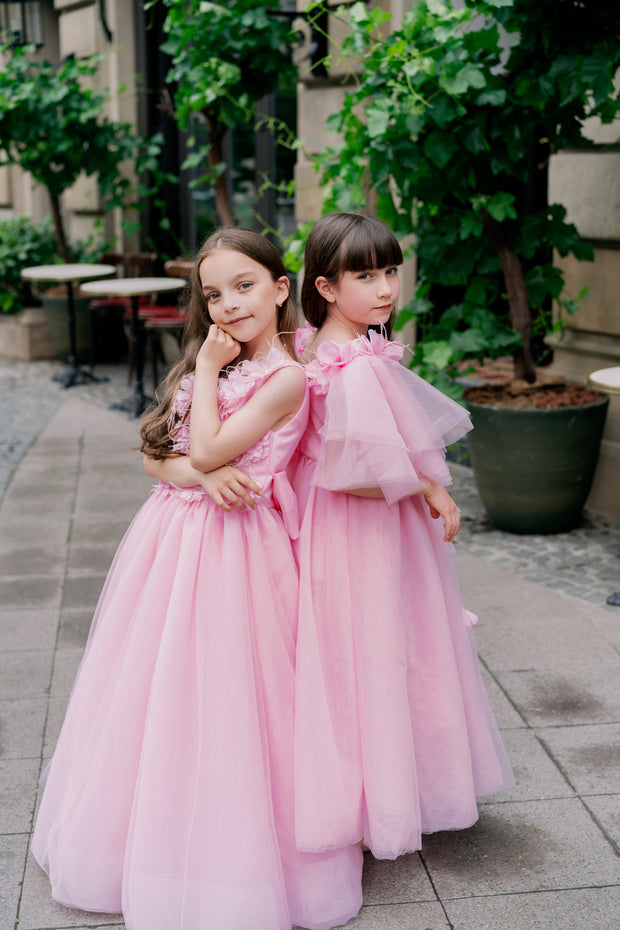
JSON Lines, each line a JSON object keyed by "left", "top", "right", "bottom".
{"left": 31, "top": 349, "right": 363, "bottom": 930}
{"left": 291, "top": 332, "right": 514, "bottom": 859}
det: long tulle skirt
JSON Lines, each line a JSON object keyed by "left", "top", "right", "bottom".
{"left": 32, "top": 487, "right": 363, "bottom": 930}
{"left": 294, "top": 483, "right": 514, "bottom": 860}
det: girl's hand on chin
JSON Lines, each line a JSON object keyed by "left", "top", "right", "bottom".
{"left": 198, "top": 325, "right": 241, "bottom": 370}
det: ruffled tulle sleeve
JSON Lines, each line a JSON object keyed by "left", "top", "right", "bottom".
{"left": 311, "top": 334, "right": 472, "bottom": 505}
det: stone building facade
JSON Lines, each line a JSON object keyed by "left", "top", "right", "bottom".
{"left": 2, "top": 0, "right": 619, "bottom": 518}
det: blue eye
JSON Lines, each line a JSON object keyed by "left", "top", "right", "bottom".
{"left": 386, "top": 267, "right": 398, "bottom": 277}
{"left": 239, "top": 282, "right": 252, "bottom": 291}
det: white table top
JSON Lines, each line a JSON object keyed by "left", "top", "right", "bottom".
{"left": 21, "top": 263, "right": 116, "bottom": 283}
{"left": 588, "top": 366, "right": 620, "bottom": 395}
{"left": 79, "top": 277, "right": 186, "bottom": 298}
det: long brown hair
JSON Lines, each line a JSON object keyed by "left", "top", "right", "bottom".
{"left": 301, "top": 212, "right": 403, "bottom": 336}
{"left": 140, "top": 227, "right": 299, "bottom": 458}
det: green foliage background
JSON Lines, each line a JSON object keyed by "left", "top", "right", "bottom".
{"left": 311, "top": 0, "right": 620, "bottom": 394}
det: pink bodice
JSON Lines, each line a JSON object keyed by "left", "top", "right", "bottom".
{"left": 156, "top": 349, "right": 309, "bottom": 537}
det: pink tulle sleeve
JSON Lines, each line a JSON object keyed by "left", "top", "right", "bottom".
{"left": 312, "top": 352, "right": 472, "bottom": 505}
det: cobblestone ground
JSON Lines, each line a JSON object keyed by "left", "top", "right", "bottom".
{"left": 451, "top": 461, "right": 620, "bottom": 608}
{"left": 2, "top": 357, "right": 619, "bottom": 610}
{"left": 0, "top": 357, "right": 156, "bottom": 497}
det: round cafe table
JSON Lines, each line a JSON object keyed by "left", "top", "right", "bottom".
{"left": 588, "top": 366, "right": 620, "bottom": 396}
{"left": 80, "top": 277, "right": 186, "bottom": 417}
{"left": 21, "top": 263, "right": 116, "bottom": 389}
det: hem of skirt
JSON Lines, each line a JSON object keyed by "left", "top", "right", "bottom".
{"left": 294, "top": 893, "right": 363, "bottom": 930}
{"left": 51, "top": 890, "right": 122, "bottom": 916}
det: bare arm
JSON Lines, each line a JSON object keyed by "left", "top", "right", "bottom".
{"left": 420, "top": 481, "right": 460, "bottom": 542}
{"left": 144, "top": 454, "right": 262, "bottom": 512}
{"left": 189, "top": 327, "right": 306, "bottom": 472}
{"left": 344, "top": 481, "right": 460, "bottom": 541}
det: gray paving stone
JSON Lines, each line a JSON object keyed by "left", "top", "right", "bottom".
{"left": 68, "top": 517, "right": 134, "bottom": 548}
{"left": 49, "top": 647, "right": 84, "bottom": 698}
{"left": 6, "top": 462, "right": 77, "bottom": 492}
{"left": 478, "top": 610, "right": 618, "bottom": 671}
{"left": 23, "top": 441, "right": 81, "bottom": 461}
{"left": 0, "top": 546, "right": 67, "bottom": 577}
{"left": 421, "top": 798, "right": 620, "bottom": 899}
{"left": 42, "top": 695, "right": 71, "bottom": 761}
{"left": 583, "top": 795, "right": 620, "bottom": 850}
{"left": 73, "top": 483, "right": 148, "bottom": 517}
{"left": 496, "top": 667, "right": 620, "bottom": 727}
{"left": 0, "top": 698, "right": 47, "bottom": 760}
{"left": 58, "top": 607, "right": 95, "bottom": 648}
{"left": 0, "top": 757, "right": 39, "bottom": 833}
{"left": 0, "top": 609, "right": 58, "bottom": 652}
{"left": 60, "top": 574, "right": 107, "bottom": 611}
{"left": 0, "top": 652, "right": 53, "bottom": 700}
{"left": 1, "top": 488, "right": 75, "bottom": 519}
{"left": 66, "top": 544, "right": 119, "bottom": 574}
{"left": 590, "top": 610, "right": 620, "bottom": 652}
{"left": 444, "top": 886, "right": 620, "bottom": 930}
{"left": 478, "top": 668, "right": 525, "bottom": 730}
{"left": 0, "top": 515, "right": 69, "bottom": 550}
{"left": 0, "top": 833, "right": 29, "bottom": 930}
{"left": 0, "top": 576, "right": 63, "bottom": 610}
{"left": 361, "top": 852, "right": 436, "bottom": 906}
{"left": 454, "top": 550, "right": 619, "bottom": 671}
{"left": 323, "top": 901, "right": 450, "bottom": 929}
{"left": 478, "top": 728, "right": 574, "bottom": 805}
{"left": 536, "top": 723, "right": 620, "bottom": 796}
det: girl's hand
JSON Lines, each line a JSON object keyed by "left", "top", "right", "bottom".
{"left": 144, "top": 455, "right": 261, "bottom": 513}
{"left": 197, "top": 325, "right": 241, "bottom": 371}
{"left": 423, "top": 481, "right": 460, "bottom": 542}
{"left": 198, "top": 464, "right": 262, "bottom": 512}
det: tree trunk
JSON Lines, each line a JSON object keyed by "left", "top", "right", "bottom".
{"left": 205, "top": 114, "right": 234, "bottom": 227}
{"left": 481, "top": 208, "right": 536, "bottom": 383}
{"left": 49, "top": 192, "right": 71, "bottom": 263}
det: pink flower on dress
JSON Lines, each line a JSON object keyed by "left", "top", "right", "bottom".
{"left": 315, "top": 339, "right": 356, "bottom": 371}
{"left": 363, "top": 329, "right": 405, "bottom": 362}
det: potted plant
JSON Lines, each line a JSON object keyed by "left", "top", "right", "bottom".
{"left": 0, "top": 215, "right": 58, "bottom": 315}
{"left": 0, "top": 44, "right": 168, "bottom": 361}
{"left": 0, "top": 215, "right": 59, "bottom": 360}
{"left": 309, "top": 0, "right": 620, "bottom": 533}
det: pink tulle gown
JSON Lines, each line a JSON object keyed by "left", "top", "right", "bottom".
{"left": 291, "top": 328, "right": 514, "bottom": 860}
{"left": 32, "top": 348, "right": 363, "bottom": 930}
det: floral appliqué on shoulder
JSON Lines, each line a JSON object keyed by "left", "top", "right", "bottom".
{"left": 168, "top": 348, "right": 295, "bottom": 464}
{"left": 307, "top": 329, "right": 405, "bottom": 389}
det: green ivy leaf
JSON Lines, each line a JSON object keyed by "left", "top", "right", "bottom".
{"left": 366, "top": 104, "right": 391, "bottom": 138}
{"left": 423, "top": 131, "right": 458, "bottom": 169}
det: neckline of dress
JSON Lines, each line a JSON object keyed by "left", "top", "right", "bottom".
{"left": 222, "top": 344, "right": 293, "bottom": 378}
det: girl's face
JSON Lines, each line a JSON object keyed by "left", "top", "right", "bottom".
{"left": 199, "top": 248, "right": 289, "bottom": 358}
{"left": 316, "top": 265, "right": 400, "bottom": 335}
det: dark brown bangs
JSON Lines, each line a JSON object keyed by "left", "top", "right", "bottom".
{"left": 341, "top": 217, "right": 403, "bottom": 272}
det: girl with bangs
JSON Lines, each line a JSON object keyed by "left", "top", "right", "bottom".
{"left": 291, "top": 212, "right": 514, "bottom": 861}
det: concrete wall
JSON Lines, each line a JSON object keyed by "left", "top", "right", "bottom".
{"left": 547, "top": 110, "right": 620, "bottom": 519}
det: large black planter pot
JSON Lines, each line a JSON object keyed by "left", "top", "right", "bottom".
{"left": 465, "top": 395, "right": 609, "bottom": 534}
